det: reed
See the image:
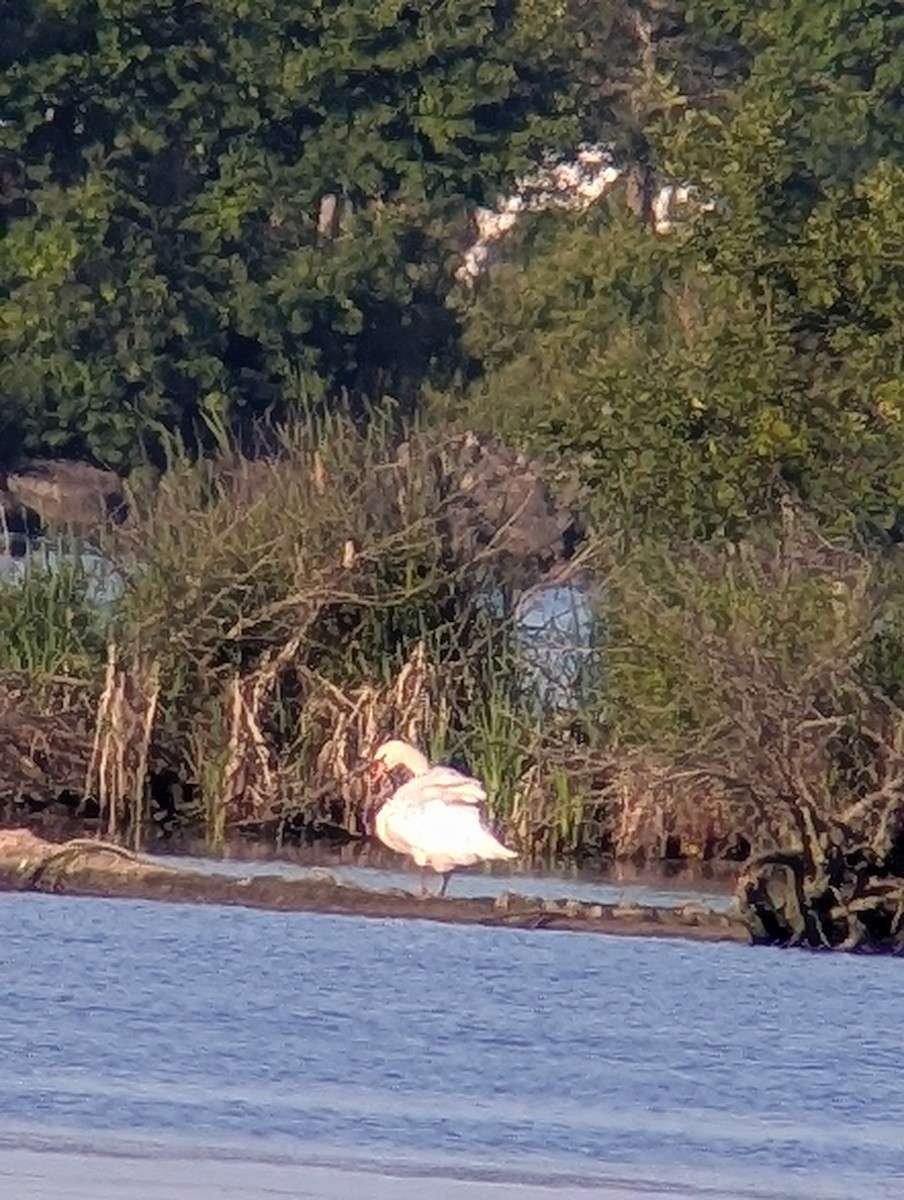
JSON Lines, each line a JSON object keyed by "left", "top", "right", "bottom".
{"left": 5, "top": 416, "right": 898, "bottom": 875}
{"left": 92, "top": 409, "right": 598, "bottom": 852}
{"left": 0, "top": 543, "right": 108, "bottom": 687}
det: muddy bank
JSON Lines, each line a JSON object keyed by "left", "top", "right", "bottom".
{"left": 0, "top": 830, "right": 747, "bottom": 944}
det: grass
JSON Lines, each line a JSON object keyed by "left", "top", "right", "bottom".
{"left": 2, "top": 416, "right": 901, "bottom": 868}
{"left": 91, "top": 409, "right": 601, "bottom": 850}
{"left": 0, "top": 543, "right": 109, "bottom": 685}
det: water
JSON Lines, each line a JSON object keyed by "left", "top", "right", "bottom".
{"left": 1, "top": 893, "right": 901, "bottom": 1199}
{"left": 514, "top": 584, "right": 595, "bottom": 708}
{"left": 146, "top": 851, "right": 736, "bottom": 913}
{"left": 0, "top": 536, "right": 124, "bottom": 606}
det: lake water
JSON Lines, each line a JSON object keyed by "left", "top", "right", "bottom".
{"left": 146, "top": 850, "right": 736, "bottom": 913}
{"left": 1, "top": 891, "right": 901, "bottom": 1199}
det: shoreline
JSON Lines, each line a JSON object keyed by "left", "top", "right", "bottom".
{"left": 0, "top": 829, "right": 748, "bottom": 945}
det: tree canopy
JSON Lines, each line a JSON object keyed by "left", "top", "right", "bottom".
{"left": 1, "top": 0, "right": 901, "bottom": 544}
{"left": 0, "top": 0, "right": 573, "bottom": 465}
{"left": 448, "top": 0, "right": 904, "bottom": 537}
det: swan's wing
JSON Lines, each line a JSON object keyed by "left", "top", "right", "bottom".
{"left": 378, "top": 766, "right": 515, "bottom": 867}
{"left": 393, "top": 766, "right": 487, "bottom": 809}
{"left": 387, "top": 794, "right": 515, "bottom": 864}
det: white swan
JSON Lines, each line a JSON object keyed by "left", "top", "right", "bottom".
{"left": 366, "top": 739, "right": 517, "bottom": 896}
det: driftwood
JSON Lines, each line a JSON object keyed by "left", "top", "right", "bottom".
{"left": 738, "top": 801, "right": 904, "bottom": 953}
{"left": 731, "top": 690, "right": 904, "bottom": 952}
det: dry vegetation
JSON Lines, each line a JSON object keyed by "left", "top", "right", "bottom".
{"left": 602, "top": 502, "right": 904, "bottom": 949}
{"left": 0, "top": 413, "right": 606, "bottom": 858}
{"left": 1, "top": 419, "right": 903, "bottom": 950}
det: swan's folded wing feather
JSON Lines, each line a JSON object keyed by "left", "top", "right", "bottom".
{"left": 391, "top": 797, "right": 512, "bottom": 862}
{"left": 394, "top": 767, "right": 487, "bottom": 808}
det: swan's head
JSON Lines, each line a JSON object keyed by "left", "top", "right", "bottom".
{"left": 361, "top": 740, "right": 429, "bottom": 831}
{"left": 368, "top": 739, "right": 431, "bottom": 783}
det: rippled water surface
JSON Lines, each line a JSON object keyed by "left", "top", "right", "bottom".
{"left": 1, "top": 891, "right": 901, "bottom": 1199}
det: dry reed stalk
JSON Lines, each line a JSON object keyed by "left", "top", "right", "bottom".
{"left": 85, "top": 644, "right": 160, "bottom": 846}
{"left": 310, "top": 640, "right": 435, "bottom": 828}
{"left": 608, "top": 757, "right": 756, "bottom": 860}
{"left": 216, "top": 626, "right": 312, "bottom": 829}
{"left": 221, "top": 673, "right": 279, "bottom": 825}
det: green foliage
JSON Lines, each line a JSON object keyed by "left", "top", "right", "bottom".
{"left": 604, "top": 520, "right": 876, "bottom": 752}
{"left": 2, "top": 0, "right": 903, "bottom": 863}
{"left": 0, "top": 0, "right": 574, "bottom": 466}
{"left": 445, "top": 0, "right": 904, "bottom": 539}
{"left": 567, "top": 0, "right": 747, "bottom": 158}
{"left": 0, "top": 546, "right": 109, "bottom": 679}
{"left": 859, "top": 551, "right": 904, "bottom": 706}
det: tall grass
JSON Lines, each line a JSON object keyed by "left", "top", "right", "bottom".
{"left": 0, "top": 545, "right": 109, "bottom": 685}
{"left": 92, "top": 409, "right": 599, "bottom": 850}
{"left": 5, "top": 416, "right": 894, "bottom": 867}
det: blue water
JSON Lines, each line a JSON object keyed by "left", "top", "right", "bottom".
{"left": 0, "top": 894, "right": 901, "bottom": 1199}
{"left": 146, "top": 852, "right": 735, "bottom": 913}
{"left": 515, "top": 584, "right": 595, "bottom": 708}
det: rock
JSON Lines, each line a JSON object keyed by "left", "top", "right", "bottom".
{"left": 403, "top": 430, "right": 584, "bottom": 573}
{"left": 5, "top": 459, "right": 127, "bottom": 532}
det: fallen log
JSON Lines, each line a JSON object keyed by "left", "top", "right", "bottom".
{"left": 0, "top": 829, "right": 746, "bottom": 945}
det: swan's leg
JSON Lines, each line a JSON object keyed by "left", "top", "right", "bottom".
{"left": 437, "top": 871, "right": 453, "bottom": 898}
{"left": 418, "top": 868, "right": 429, "bottom": 898}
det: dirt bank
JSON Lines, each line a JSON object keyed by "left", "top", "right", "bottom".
{"left": 0, "top": 829, "right": 748, "bottom": 945}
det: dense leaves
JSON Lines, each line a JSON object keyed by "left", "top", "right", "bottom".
{"left": 0, "top": 0, "right": 573, "bottom": 466}
{"left": 449, "top": 0, "right": 904, "bottom": 538}
{"left": 1, "top": 0, "right": 901, "bottom": 544}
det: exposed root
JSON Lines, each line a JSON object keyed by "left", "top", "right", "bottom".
{"left": 738, "top": 804, "right": 904, "bottom": 953}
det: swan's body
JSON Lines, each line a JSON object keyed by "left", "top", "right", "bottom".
{"left": 367, "top": 740, "right": 517, "bottom": 895}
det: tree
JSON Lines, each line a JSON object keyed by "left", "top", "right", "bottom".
{"left": 448, "top": 0, "right": 904, "bottom": 538}
{"left": 0, "top": 0, "right": 574, "bottom": 467}
{"left": 565, "top": 0, "right": 747, "bottom": 222}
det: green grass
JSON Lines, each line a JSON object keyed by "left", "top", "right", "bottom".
{"left": 0, "top": 545, "right": 109, "bottom": 683}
